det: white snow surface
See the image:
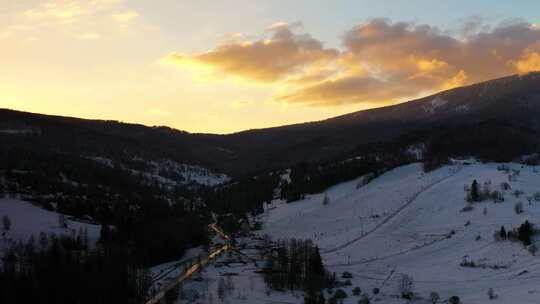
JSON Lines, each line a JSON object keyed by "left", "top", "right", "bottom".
{"left": 259, "top": 162, "right": 540, "bottom": 303}
{"left": 423, "top": 96, "right": 448, "bottom": 114}
{"left": 88, "top": 156, "right": 230, "bottom": 187}
{"left": 159, "top": 237, "right": 303, "bottom": 304}
{"left": 0, "top": 198, "right": 101, "bottom": 250}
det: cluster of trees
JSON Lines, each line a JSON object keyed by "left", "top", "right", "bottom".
{"left": 203, "top": 173, "right": 280, "bottom": 218}
{"left": 466, "top": 180, "right": 504, "bottom": 203}
{"left": 423, "top": 120, "right": 540, "bottom": 171}
{"left": 0, "top": 231, "right": 150, "bottom": 303}
{"left": 263, "top": 239, "right": 333, "bottom": 293}
{"left": 496, "top": 221, "right": 535, "bottom": 246}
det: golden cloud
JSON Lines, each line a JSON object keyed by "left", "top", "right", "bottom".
{"left": 164, "top": 19, "right": 540, "bottom": 106}
{"left": 9, "top": 0, "right": 141, "bottom": 41}
{"left": 162, "top": 23, "right": 339, "bottom": 82}
{"left": 24, "top": 0, "right": 121, "bottom": 22}
{"left": 515, "top": 43, "right": 540, "bottom": 74}
{"left": 24, "top": 2, "right": 85, "bottom": 21}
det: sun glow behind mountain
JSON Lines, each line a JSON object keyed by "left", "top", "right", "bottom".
{"left": 1, "top": 1, "right": 540, "bottom": 133}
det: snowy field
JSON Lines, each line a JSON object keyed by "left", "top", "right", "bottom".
{"left": 159, "top": 237, "right": 304, "bottom": 304}
{"left": 260, "top": 162, "right": 540, "bottom": 303}
{"left": 0, "top": 198, "right": 101, "bottom": 250}
{"left": 8, "top": 161, "right": 540, "bottom": 303}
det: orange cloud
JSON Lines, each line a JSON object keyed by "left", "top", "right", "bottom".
{"left": 162, "top": 23, "right": 339, "bottom": 83}
{"left": 515, "top": 44, "right": 540, "bottom": 74}
{"left": 165, "top": 19, "right": 540, "bottom": 106}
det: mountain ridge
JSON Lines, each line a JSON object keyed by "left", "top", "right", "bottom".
{"left": 1, "top": 72, "right": 540, "bottom": 175}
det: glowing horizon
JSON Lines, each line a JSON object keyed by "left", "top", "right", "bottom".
{"left": 1, "top": 1, "right": 540, "bottom": 134}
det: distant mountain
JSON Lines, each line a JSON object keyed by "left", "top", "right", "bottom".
{"left": 217, "top": 71, "right": 540, "bottom": 172}
{"left": 1, "top": 72, "right": 540, "bottom": 176}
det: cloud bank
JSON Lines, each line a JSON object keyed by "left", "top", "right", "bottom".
{"left": 163, "top": 19, "right": 540, "bottom": 106}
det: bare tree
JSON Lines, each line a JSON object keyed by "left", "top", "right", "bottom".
{"left": 430, "top": 291, "right": 440, "bottom": 304}
{"left": 528, "top": 244, "right": 538, "bottom": 256}
{"left": 488, "top": 287, "right": 497, "bottom": 300}
{"left": 399, "top": 273, "right": 414, "bottom": 299}
{"left": 358, "top": 294, "right": 370, "bottom": 304}
{"left": 514, "top": 202, "right": 524, "bottom": 214}
{"left": 226, "top": 276, "right": 235, "bottom": 291}
{"left": 323, "top": 194, "right": 330, "bottom": 205}
{"left": 217, "top": 278, "right": 226, "bottom": 302}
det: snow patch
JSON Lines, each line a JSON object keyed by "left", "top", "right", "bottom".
{"left": 423, "top": 97, "right": 449, "bottom": 114}
{"left": 0, "top": 199, "right": 101, "bottom": 251}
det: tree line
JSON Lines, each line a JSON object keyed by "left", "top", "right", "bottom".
{"left": 263, "top": 239, "right": 333, "bottom": 293}
{"left": 0, "top": 230, "right": 150, "bottom": 304}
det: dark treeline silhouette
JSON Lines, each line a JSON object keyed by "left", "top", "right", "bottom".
{"left": 281, "top": 157, "right": 380, "bottom": 202}
{"left": 498, "top": 221, "right": 535, "bottom": 246}
{"left": 263, "top": 239, "right": 333, "bottom": 292}
{"left": 423, "top": 120, "right": 539, "bottom": 171}
{"left": 203, "top": 173, "right": 281, "bottom": 216}
{"left": 280, "top": 146, "right": 414, "bottom": 202}
{"left": 0, "top": 231, "right": 150, "bottom": 304}
{"left": 0, "top": 139, "right": 210, "bottom": 266}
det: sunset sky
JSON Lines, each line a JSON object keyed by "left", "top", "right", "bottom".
{"left": 1, "top": 1, "right": 540, "bottom": 134}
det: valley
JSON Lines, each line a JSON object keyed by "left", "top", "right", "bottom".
{"left": 138, "top": 160, "right": 540, "bottom": 303}
{"left": 2, "top": 73, "right": 540, "bottom": 303}
{"left": 3, "top": 3, "right": 540, "bottom": 302}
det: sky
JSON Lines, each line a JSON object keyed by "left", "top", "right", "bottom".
{"left": 1, "top": 1, "right": 540, "bottom": 134}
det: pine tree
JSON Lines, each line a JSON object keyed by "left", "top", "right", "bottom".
{"left": 2, "top": 215, "right": 11, "bottom": 231}
{"left": 310, "top": 246, "right": 324, "bottom": 276}
{"left": 323, "top": 194, "right": 329, "bottom": 206}
{"left": 471, "top": 180, "right": 480, "bottom": 202}
{"left": 518, "top": 220, "right": 533, "bottom": 246}
{"left": 500, "top": 226, "right": 507, "bottom": 240}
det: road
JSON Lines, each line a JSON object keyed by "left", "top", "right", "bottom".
{"left": 209, "top": 223, "right": 231, "bottom": 241}
{"left": 144, "top": 224, "right": 232, "bottom": 304}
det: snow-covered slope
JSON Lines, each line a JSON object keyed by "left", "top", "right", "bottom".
{"left": 88, "top": 156, "right": 230, "bottom": 187}
{"left": 262, "top": 162, "right": 540, "bottom": 303}
{"left": 0, "top": 198, "right": 101, "bottom": 250}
